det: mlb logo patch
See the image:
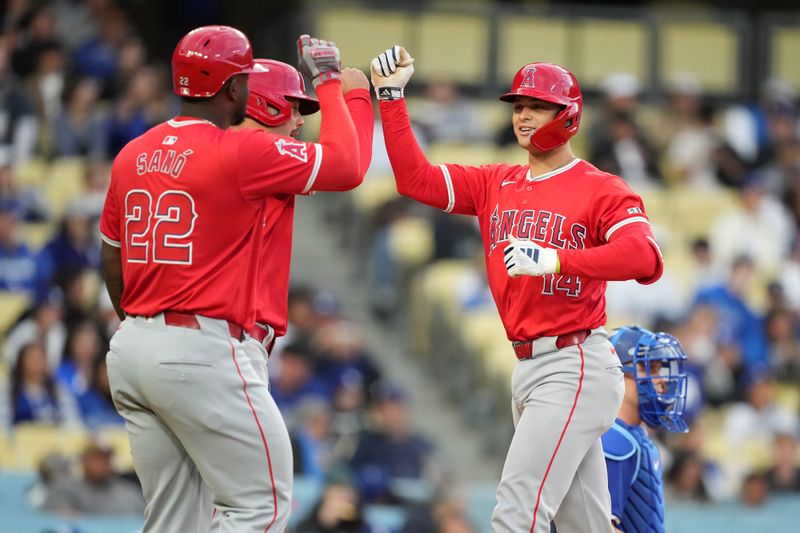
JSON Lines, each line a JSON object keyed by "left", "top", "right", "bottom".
{"left": 627, "top": 207, "right": 643, "bottom": 214}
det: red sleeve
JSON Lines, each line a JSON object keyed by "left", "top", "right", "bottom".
{"left": 380, "top": 99, "right": 486, "bottom": 215}
{"left": 559, "top": 177, "right": 663, "bottom": 284}
{"left": 235, "top": 80, "right": 362, "bottom": 200}
{"left": 344, "top": 88, "right": 374, "bottom": 177}
{"left": 559, "top": 227, "right": 663, "bottom": 284}
{"left": 99, "top": 161, "right": 121, "bottom": 248}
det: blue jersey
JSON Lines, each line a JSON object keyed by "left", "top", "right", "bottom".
{"left": 601, "top": 419, "right": 664, "bottom": 533}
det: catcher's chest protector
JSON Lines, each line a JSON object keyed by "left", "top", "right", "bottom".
{"left": 623, "top": 426, "right": 666, "bottom": 533}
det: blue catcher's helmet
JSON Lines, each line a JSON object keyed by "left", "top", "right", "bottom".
{"left": 609, "top": 326, "right": 689, "bottom": 432}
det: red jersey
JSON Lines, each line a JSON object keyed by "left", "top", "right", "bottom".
{"left": 380, "top": 99, "right": 663, "bottom": 341}
{"left": 252, "top": 88, "right": 373, "bottom": 337}
{"left": 100, "top": 81, "right": 362, "bottom": 330}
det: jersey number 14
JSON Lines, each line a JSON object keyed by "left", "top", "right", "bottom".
{"left": 124, "top": 189, "right": 198, "bottom": 264}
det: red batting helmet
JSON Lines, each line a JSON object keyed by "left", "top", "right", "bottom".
{"left": 246, "top": 59, "right": 320, "bottom": 127}
{"left": 172, "top": 25, "right": 256, "bottom": 98}
{"left": 499, "top": 62, "right": 582, "bottom": 151}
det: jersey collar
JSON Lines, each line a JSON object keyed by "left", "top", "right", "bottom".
{"left": 526, "top": 158, "right": 581, "bottom": 182}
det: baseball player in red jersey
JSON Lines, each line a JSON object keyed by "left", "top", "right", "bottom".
{"left": 370, "top": 46, "right": 664, "bottom": 533}
{"left": 238, "top": 60, "right": 373, "bottom": 385}
{"left": 99, "top": 26, "right": 364, "bottom": 533}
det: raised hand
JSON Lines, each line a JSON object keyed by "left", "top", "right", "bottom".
{"left": 297, "top": 34, "right": 341, "bottom": 87}
{"left": 370, "top": 45, "right": 415, "bottom": 100}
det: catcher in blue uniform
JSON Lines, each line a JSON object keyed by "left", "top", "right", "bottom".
{"left": 603, "top": 326, "right": 689, "bottom": 533}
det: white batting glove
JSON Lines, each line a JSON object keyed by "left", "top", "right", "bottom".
{"left": 370, "top": 45, "right": 415, "bottom": 100}
{"left": 504, "top": 236, "right": 560, "bottom": 277}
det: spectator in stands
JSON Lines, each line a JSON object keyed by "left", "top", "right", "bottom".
{"left": 76, "top": 352, "right": 122, "bottom": 429}
{"left": 291, "top": 397, "right": 337, "bottom": 482}
{"left": 295, "top": 477, "right": 367, "bottom": 533}
{"left": 107, "top": 35, "right": 147, "bottom": 99}
{"left": 4, "top": 341, "right": 79, "bottom": 427}
{"left": 779, "top": 237, "right": 800, "bottom": 314}
{"left": 56, "top": 318, "right": 104, "bottom": 402}
{"left": 694, "top": 255, "right": 767, "bottom": 375}
{"left": 402, "top": 492, "right": 477, "bottom": 533}
{"left": 0, "top": 198, "right": 49, "bottom": 299}
{"left": 71, "top": 5, "right": 129, "bottom": 92}
{"left": 41, "top": 201, "right": 101, "bottom": 286}
{"left": 42, "top": 441, "right": 145, "bottom": 515}
{"left": 314, "top": 320, "right": 381, "bottom": 398}
{"left": 59, "top": 268, "right": 98, "bottom": 325}
{"left": 2, "top": 286, "right": 66, "bottom": 370}
{"left": 724, "top": 371, "right": 797, "bottom": 450}
{"left": 663, "top": 83, "right": 723, "bottom": 189}
{"left": 588, "top": 72, "right": 662, "bottom": 187}
{"left": 412, "top": 78, "right": 489, "bottom": 144}
{"left": 723, "top": 77, "right": 796, "bottom": 167}
{"left": 740, "top": 471, "right": 770, "bottom": 507}
{"left": 0, "top": 41, "right": 38, "bottom": 165}
{"left": 689, "top": 237, "right": 724, "bottom": 293}
{"left": 710, "top": 175, "right": 795, "bottom": 277}
{"left": 28, "top": 41, "right": 66, "bottom": 140}
{"left": 26, "top": 452, "right": 72, "bottom": 510}
{"left": 107, "top": 65, "right": 174, "bottom": 155}
{"left": 350, "top": 383, "right": 434, "bottom": 497}
{"left": 766, "top": 432, "right": 800, "bottom": 493}
{"left": 269, "top": 343, "right": 332, "bottom": 424}
{"left": 764, "top": 307, "right": 800, "bottom": 381}
{"left": 9, "top": 5, "right": 60, "bottom": 79}
{"left": 665, "top": 450, "right": 711, "bottom": 502}
{"left": 0, "top": 148, "right": 49, "bottom": 221}
{"left": 52, "top": 77, "right": 109, "bottom": 159}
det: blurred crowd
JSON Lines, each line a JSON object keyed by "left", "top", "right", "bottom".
{"left": 0, "top": 0, "right": 798, "bottom": 531}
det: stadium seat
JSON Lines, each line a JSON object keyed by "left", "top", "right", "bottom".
{"left": 0, "top": 292, "right": 30, "bottom": 337}
{"left": 97, "top": 427, "right": 134, "bottom": 472}
{"left": 19, "top": 222, "right": 56, "bottom": 249}
{"left": 351, "top": 177, "right": 400, "bottom": 215}
{"left": 45, "top": 157, "right": 87, "bottom": 218}
{"left": 314, "top": 7, "right": 411, "bottom": 70}
{"left": 496, "top": 15, "right": 570, "bottom": 83}
{"left": 0, "top": 430, "right": 11, "bottom": 469}
{"left": 387, "top": 216, "right": 434, "bottom": 268}
{"left": 658, "top": 21, "right": 739, "bottom": 94}
{"left": 770, "top": 26, "right": 800, "bottom": 91}
{"left": 11, "top": 157, "right": 47, "bottom": 187}
{"left": 576, "top": 19, "right": 649, "bottom": 90}
{"left": 9, "top": 425, "right": 89, "bottom": 471}
{"left": 415, "top": 12, "right": 489, "bottom": 84}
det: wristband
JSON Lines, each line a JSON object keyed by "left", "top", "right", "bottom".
{"left": 376, "top": 86, "right": 404, "bottom": 101}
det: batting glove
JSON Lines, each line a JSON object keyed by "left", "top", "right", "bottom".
{"left": 504, "top": 236, "right": 560, "bottom": 277}
{"left": 297, "top": 34, "right": 341, "bottom": 88}
{"left": 370, "top": 45, "right": 415, "bottom": 101}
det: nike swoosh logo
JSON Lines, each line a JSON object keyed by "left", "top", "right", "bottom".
{"left": 501, "top": 180, "right": 516, "bottom": 187}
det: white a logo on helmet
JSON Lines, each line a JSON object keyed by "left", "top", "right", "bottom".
{"left": 521, "top": 66, "right": 536, "bottom": 87}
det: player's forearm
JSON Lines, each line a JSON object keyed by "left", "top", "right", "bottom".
{"left": 558, "top": 231, "right": 663, "bottom": 283}
{"left": 311, "top": 80, "right": 363, "bottom": 191}
{"left": 344, "top": 88, "right": 374, "bottom": 177}
{"left": 101, "top": 242, "right": 126, "bottom": 321}
{"left": 380, "top": 99, "right": 450, "bottom": 209}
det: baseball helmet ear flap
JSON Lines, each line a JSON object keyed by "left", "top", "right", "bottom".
{"left": 246, "top": 59, "right": 320, "bottom": 127}
{"left": 529, "top": 99, "right": 582, "bottom": 151}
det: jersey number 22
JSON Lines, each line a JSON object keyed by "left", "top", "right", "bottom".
{"left": 124, "top": 189, "right": 198, "bottom": 264}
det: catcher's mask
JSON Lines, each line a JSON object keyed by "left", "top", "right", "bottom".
{"left": 610, "top": 325, "right": 689, "bottom": 433}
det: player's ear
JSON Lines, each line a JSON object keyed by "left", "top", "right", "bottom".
{"left": 224, "top": 74, "right": 247, "bottom": 102}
